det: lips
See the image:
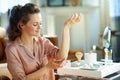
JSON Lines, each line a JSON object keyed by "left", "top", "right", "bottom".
{"left": 35, "top": 30, "right": 40, "bottom": 32}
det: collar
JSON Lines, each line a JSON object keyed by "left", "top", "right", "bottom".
{"left": 15, "top": 36, "right": 39, "bottom": 46}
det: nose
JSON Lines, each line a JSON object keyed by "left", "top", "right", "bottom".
{"left": 37, "top": 24, "right": 42, "bottom": 29}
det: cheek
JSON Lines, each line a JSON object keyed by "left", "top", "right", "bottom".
{"left": 30, "top": 27, "right": 36, "bottom": 33}
{"left": 24, "top": 26, "right": 35, "bottom": 34}
{"left": 26, "top": 27, "right": 33, "bottom": 32}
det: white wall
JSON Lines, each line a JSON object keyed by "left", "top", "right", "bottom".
{"left": 43, "top": 7, "right": 100, "bottom": 52}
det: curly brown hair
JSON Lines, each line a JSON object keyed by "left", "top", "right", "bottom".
{"left": 7, "top": 3, "right": 40, "bottom": 41}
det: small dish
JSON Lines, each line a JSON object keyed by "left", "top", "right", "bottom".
{"left": 79, "top": 63, "right": 100, "bottom": 70}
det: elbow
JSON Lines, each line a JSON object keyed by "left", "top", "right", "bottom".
{"left": 56, "top": 52, "right": 68, "bottom": 60}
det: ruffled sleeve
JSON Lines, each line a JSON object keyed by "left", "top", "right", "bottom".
{"left": 42, "top": 37, "right": 59, "bottom": 59}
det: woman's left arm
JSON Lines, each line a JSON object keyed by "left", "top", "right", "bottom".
{"left": 56, "top": 13, "right": 82, "bottom": 60}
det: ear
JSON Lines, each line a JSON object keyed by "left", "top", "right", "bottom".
{"left": 18, "top": 22, "right": 24, "bottom": 29}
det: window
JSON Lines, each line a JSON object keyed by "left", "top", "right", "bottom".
{"left": 0, "top": 0, "right": 30, "bottom": 13}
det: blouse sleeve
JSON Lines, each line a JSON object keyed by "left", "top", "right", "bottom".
{"left": 5, "top": 45, "right": 26, "bottom": 80}
{"left": 43, "top": 38, "right": 59, "bottom": 58}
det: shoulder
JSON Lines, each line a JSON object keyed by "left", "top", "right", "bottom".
{"left": 5, "top": 41, "right": 17, "bottom": 53}
{"left": 35, "top": 36, "right": 50, "bottom": 43}
{"left": 6, "top": 37, "right": 21, "bottom": 50}
{"left": 5, "top": 37, "right": 21, "bottom": 54}
{"left": 5, "top": 40, "right": 21, "bottom": 61}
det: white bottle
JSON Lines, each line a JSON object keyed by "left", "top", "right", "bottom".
{"left": 92, "top": 45, "right": 97, "bottom": 53}
{"left": 104, "top": 48, "right": 109, "bottom": 65}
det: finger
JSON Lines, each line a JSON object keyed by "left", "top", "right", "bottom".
{"left": 65, "top": 13, "right": 81, "bottom": 26}
{"left": 53, "top": 62, "right": 61, "bottom": 68}
{"left": 75, "top": 13, "right": 79, "bottom": 18}
{"left": 70, "top": 13, "right": 81, "bottom": 23}
{"left": 71, "top": 13, "right": 77, "bottom": 20}
{"left": 69, "top": 14, "right": 75, "bottom": 24}
{"left": 74, "top": 13, "right": 81, "bottom": 21}
{"left": 77, "top": 13, "right": 82, "bottom": 21}
{"left": 54, "top": 60, "right": 63, "bottom": 64}
{"left": 53, "top": 60, "right": 64, "bottom": 65}
{"left": 53, "top": 59, "right": 65, "bottom": 63}
{"left": 75, "top": 16, "right": 81, "bottom": 22}
{"left": 71, "top": 14, "right": 75, "bottom": 19}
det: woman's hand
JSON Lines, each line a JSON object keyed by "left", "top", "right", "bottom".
{"left": 64, "top": 13, "right": 82, "bottom": 28}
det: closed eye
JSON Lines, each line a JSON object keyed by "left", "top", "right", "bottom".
{"left": 33, "top": 22, "right": 42, "bottom": 26}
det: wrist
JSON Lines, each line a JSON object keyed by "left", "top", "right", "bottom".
{"left": 44, "top": 65, "right": 52, "bottom": 71}
{"left": 63, "top": 26, "right": 70, "bottom": 32}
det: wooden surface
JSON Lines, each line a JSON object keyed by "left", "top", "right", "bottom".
{"left": 0, "top": 63, "right": 12, "bottom": 80}
{"left": 67, "top": 49, "right": 84, "bottom": 62}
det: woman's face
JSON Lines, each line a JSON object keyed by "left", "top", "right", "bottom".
{"left": 21, "top": 13, "right": 42, "bottom": 37}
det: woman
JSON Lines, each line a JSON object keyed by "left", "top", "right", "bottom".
{"left": 5, "top": 3, "right": 81, "bottom": 80}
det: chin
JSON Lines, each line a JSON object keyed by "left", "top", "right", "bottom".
{"left": 34, "top": 34, "right": 40, "bottom": 37}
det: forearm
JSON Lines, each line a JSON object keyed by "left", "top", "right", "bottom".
{"left": 26, "top": 66, "right": 50, "bottom": 80}
{"left": 56, "top": 13, "right": 81, "bottom": 60}
{"left": 57, "top": 26, "right": 70, "bottom": 59}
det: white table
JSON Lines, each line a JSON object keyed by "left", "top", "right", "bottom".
{"left": 57, "top": 61, "right": 120, "bottom": 78}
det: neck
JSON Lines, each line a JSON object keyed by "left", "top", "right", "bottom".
{"left": 20, "top": 35, "right": 34, "bottom": 46}
{"left": 20, "top": 35, "right": 35, "bottom": 55}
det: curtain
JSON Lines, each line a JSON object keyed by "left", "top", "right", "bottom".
{"left": 109, "top": 0, "right": 120, "bottom": 62}
{"left": 109, "top": 0, "right": 120, "bottom": 17}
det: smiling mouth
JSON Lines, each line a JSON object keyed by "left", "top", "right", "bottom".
{"left": 36, "top": 30, "right": 40, "bottom": 32}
